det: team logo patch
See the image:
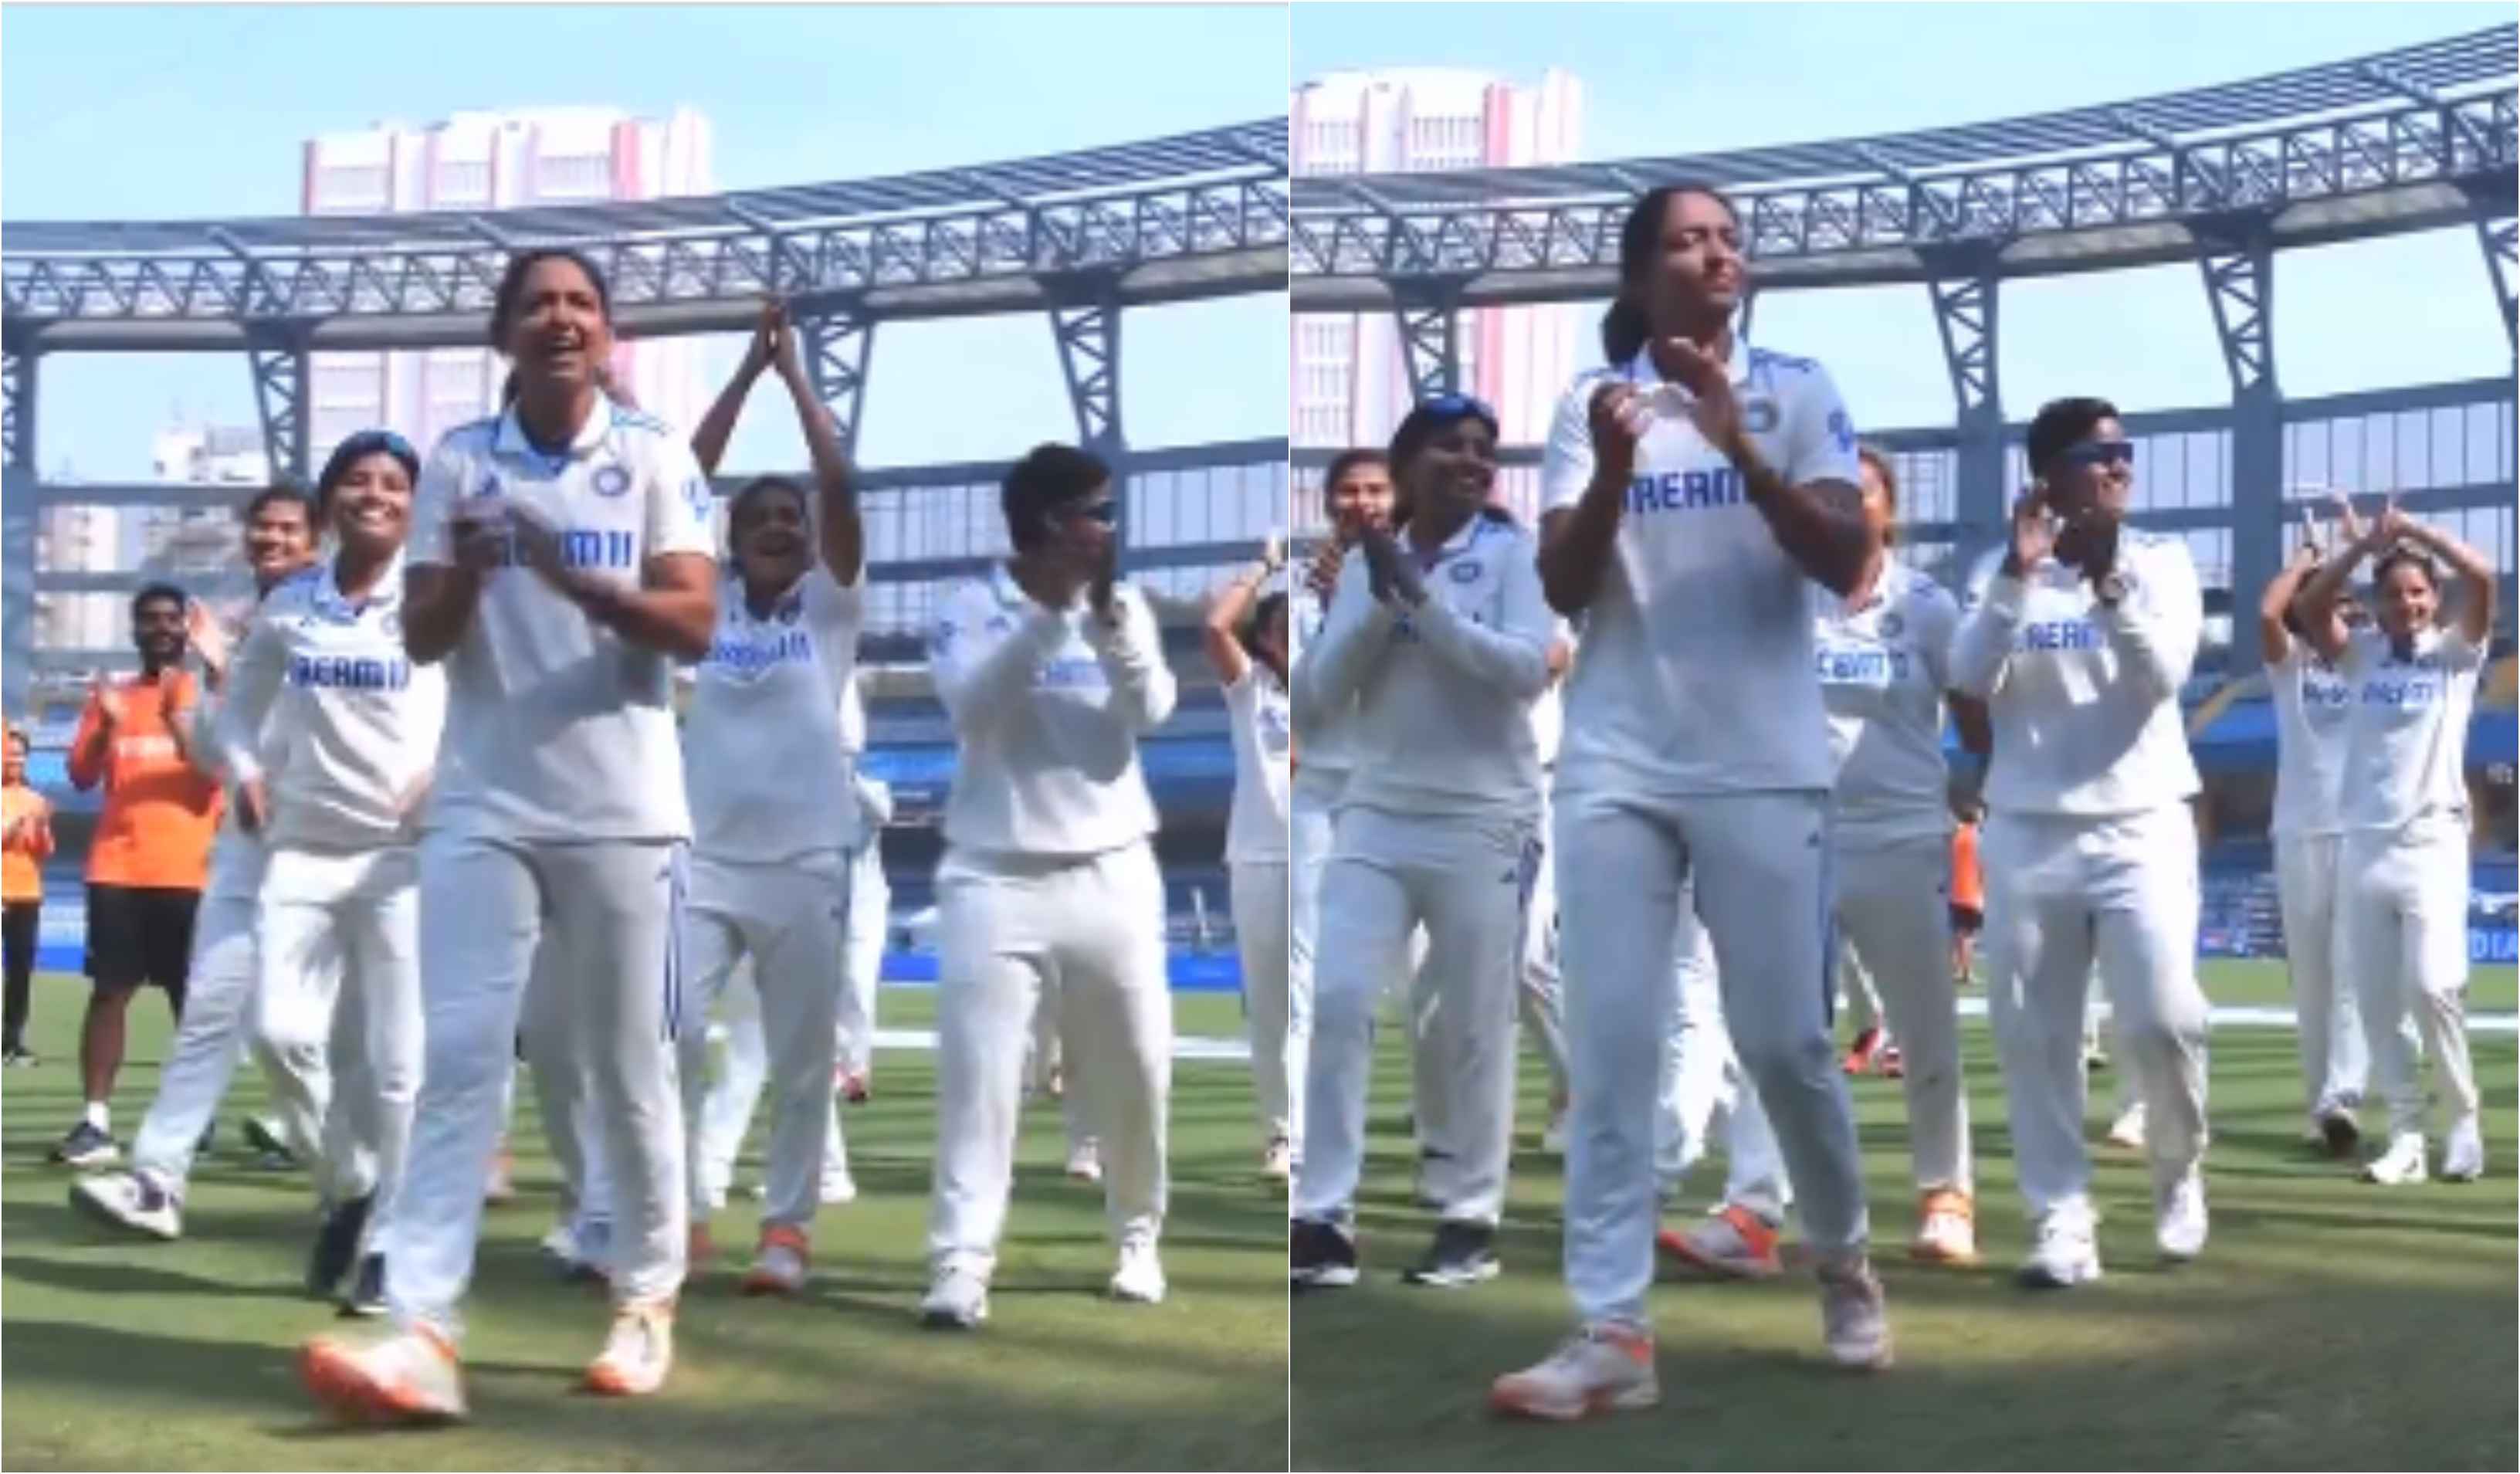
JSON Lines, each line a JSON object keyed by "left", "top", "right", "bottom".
{"left": 477, "top": 474, "right": 503, "bottom": 500}
{"left": 1449, "top": 560, "right": 1482, "bottom": 585}
{"left": 1880, "top": 611, "right": 1903, "bottom": 639}
{"left": 1743, "top": 398, "right": 1780, "bottom": 434}
{"left": 593, "top": 466, "right": 632, "bottom": 498}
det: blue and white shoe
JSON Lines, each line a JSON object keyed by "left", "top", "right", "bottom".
{"left": 70, "top": 1170, "right": 181, "bottom": 1240}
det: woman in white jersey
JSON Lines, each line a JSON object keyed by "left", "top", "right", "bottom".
{"left": 672, "top": 300, "right": 864, "bottom": 1294}
{"left": 2291, "top": 497, "right": 2493, "bottom": 1184}
{"left": 215, "top": 432, "right": 448, "bottom": 1317}
{"left": 1204, "top": 544, "right": 1294, "bottom": 1178}
{"left": 2258, "top": 520, "right": 2369, "bottom": 1156}
{"left": 1950, "top": 396, "right": 2210, "bottom": 1290}
{"left": 300, "top": 247, "right": 718, "bottom": 1419}
{"left": 920, "top": 443, "right": 1177, "bottom": 1330}
{"left": 1288, "top": 395, "right": 1553, "bottom": 1291}
{"left": 1492, "top": 182, "right": 1889, "bottom": 1421}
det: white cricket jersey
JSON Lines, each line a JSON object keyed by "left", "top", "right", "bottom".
{"left": 1289, "top": 581, "right": 1361, "bottom": 777}
{"left": 682, "top": 565, "right": 865, "bottom": 862}
{"left": 930, "top": 567, "right": 1175, "bottom": 860}
{"left": 2337, "top": 624, "right": 2484, "bottom": 833}
{"left": 190, "top": 596, "right": 282, "bottom": 896}
{"left": 216, "top": 554, "right": 449, "bottom": 852}
{"left": 1951, "top": 530, "right": 2203, "bottom": 818}
{"left": 1224, "top": 664, "right": 1291, "bottom": 865}
{"left": 406, "top": 402, "right": 716, "bottom": 842}
{"left": 1291, "top": 513, "right": 1552, "bottom": 823}
{"left": 2267, "top": 642, "right": 2354, "bottom": 839}
{"left": 1531, "top": 683, "right": 1566, "bottom": 770}
{"left": 838, "top": 666, "right": 868, "bottom": 755}
{"left": 1541, "top": 342, "right": 1863, "bottom": 798}
{"left": 1813, "top": 560, "right": 1960, "bottom": 847}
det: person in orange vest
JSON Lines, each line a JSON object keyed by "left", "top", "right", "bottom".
{"left": 5, "top": 723, "right": 57, "bottom": 1066}
{"left": 51, "top": 585, "right": 225, "bottom": 1167}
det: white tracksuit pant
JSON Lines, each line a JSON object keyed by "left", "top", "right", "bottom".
{"left": 1560, "top": 787, "right": 1868, "bottom": 1330}
{"left": 1287, "top": 767, "right": 1342, "bottom": 1162}
{"left": 2276, "top": 833, "right": 2370, "bottom": 1123}
{"left": 677, "top": 852, "right": 848, "bottom": 1232}
{"left": 699, "top": 964, "right": 852, "bottom": 1204}
{"left": 1231, "top": 859, "right": 1294, "bottom": 1148}
{"left": 927, "top": 841, "right": 1170, "bottom": 1277}
{"left": 1023, "top": 988, "right": 1098, "bottom": 1158}
{"left": 1297, "top": 805, "right": 1536, "bottom": 1228}
{"left": 2341, "top": 816, "right": 2478, "bottom": 1140}
{"left": 838, "top": 842, "right": 889, "bottom": 1079}
{"left": 255, "top": 844, "right": 424, "bottom": 1254}
{"left": 1836, "top": 832, "right": 1970, "bottom": 1194}
{"left": 1648, "top": 897, "right": 1793, "bottom": 1220}
{"left": 1982, "top": 805, "right": 2208, "bottom": 1228}
{"left": 520, "top": 938, "right": 618, "bottom": 1248}
{"left": 384, "top": 834, "right": 689, "bottom": 1336}
{"left": 1518, "top": 788, "right": 1576, "bottom": 1103}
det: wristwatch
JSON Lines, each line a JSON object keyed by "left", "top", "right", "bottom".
{"left": 2095, "top": 568, "right": 2134, "bottom": 607}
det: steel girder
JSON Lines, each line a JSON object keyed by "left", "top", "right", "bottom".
{"left": 1290, "top": 90, "right": 2516, "bottom": 290}
{"left": 243, "top": 328, "right": 313, "bottom": 486}
{"left": 2, "top": 341, "right": 29, "bottom": 472}
{"left": 2461, "top": 172, "right": 2518, "bottom": 351}
{"left": 2193, "top": 212, "right": 2286, "bottom": 670}
{"left": 1042, "top": 272, "right": 1128, "bottom": 530}
{"left": 1919, "top": 244, "right": 2007, "bottom": 567}
{"left": 795, "top": 302, "right": 875, "bottom": 458}
{"left": 1391, "top": 276, "right": 1472, "bottom": 399}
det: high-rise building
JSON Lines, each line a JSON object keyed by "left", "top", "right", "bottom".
{"left": 300, "top": 106, "right": 716, "bottom": 462}
{"left": 1289, "top": 69, "right": 1584, "bottom": 473}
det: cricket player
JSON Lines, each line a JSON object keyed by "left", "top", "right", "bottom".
{"left": 1492, "top": 182, "right": 1890, "bottom": 1422}
{"left": 920, "top": 442, "right": 1176, "bottom": 1329}
{"left": 300, "top": 247, "right": 717, "bottom": 1418}
{"left": 1950, "top": 395, "right": 2210, "bottom": 1289}
{"left": 2291, "top": 496, "right": 2493, "bottom": 1185}
{"left": 1205, "top": 539, "right": 1293, "bottom": 1177}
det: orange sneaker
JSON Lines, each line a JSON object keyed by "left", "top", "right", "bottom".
{"left": 585, "top": 1299, "right": 676, "bottom": 1397}
{"left": 300, "top": 1323, "right": 467, "bottom": 1423}
{"left": 1841, "top": 1027, "right": 1884, "bottom": 1076}
{"left": 1910, "top": 1188, "right": 1980, "bottom": 1266}
{"left": 741, "top": 1225, "right": 811, "bottom": 1296}
{"left": 1656, "top": 1204, "right": 1783, "bottom": 1279}
{"left": 1489, "top": 1323, "right": 1658, "bottom": 1421}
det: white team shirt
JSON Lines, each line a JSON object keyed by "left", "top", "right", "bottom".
{"left": 1289, "top": 581, "right": 1360, "bottom": 778}
{"left": 217, "top": 554, "right": 449, "bottom": 851}
{"left": 191, "top": 595, "right": 280, "bottom": 900}
{"left": 2267, "top": 642, "right": 2354, "bottom": 839}
{"left": 2337, "top": 623, "right": 2484, "bottom": 834}
{"left": 838, "top": 667, "right": 868, "bottom": 756}
{"left": 407, "top": 402, "right": 716, "bottom": 842}
{"left": 1813, "top": 560, "right": 1960, "bottom": 847}
{"left": 1951, "top": 530, "right": 2203, "bottom": 817}
{"left": 1541, "top": 342, "right": 1863, "bottom": 798}
{"left": 682, "top": 565, "right": 865, "bottom": 863}
{"left": 930, "top": 567, "right": 1175, "bottom": 860}
{"left": 1292, "top": 513, "right": 1552, "bottom": 822}
{"left": 1223, "top": 663, "right": 1291, "bottom": 865}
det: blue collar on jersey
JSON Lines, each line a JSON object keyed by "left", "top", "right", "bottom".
{"left": 1622, "top": 337, "right": 1757, "bottom": 393}
{"left": 494, "top": 399, "right": 611, "bottom": 465}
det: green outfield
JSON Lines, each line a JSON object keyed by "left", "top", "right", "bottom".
{"left": 1292, "top": 959, "right": 2520, "bottom": 1472}
{"left": 2, "top": 983, "right": 1288, "bottom": 1472}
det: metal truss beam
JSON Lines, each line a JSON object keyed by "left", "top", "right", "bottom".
{"left": 2192, "top": 212, "right": 2286, "bottom": 669}
{"left": 1041, "top": 272, "right": 1128, "bottom": 530}
{"left": 794, "top": 300, "right": 875, "bottom": 459}
{"left": 2, "top": 341, "right": 31, "bottom": 472}
{"left": 2458, "top": 174, "right": 2518, "bottom": 353}
{"left": 1919, "top": 244, "right": 2007, "bottom": 565}
{"left": 1391, "top": 275, "right": 1471, "bottom": 400}
{"left": 244, "top": 328, "right": 311, "bottom": 486}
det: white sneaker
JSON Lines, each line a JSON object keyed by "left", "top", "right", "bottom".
{"left": 300, "top": 1324, "right": 468, "bottom": 1422}
{"left": 2105, "top": 1100, "right": 2147, "bottom": 1150}
{"left": 1816, "top": 1253, "right": 1893, "bottom": 1371}
{"left": 1262, "top": 1137, "right": 1292, "bottom": 1182}
{"left": 1109, "top": 1238, "right": 1167, "bottom": 1304}
{"left": 741, "top": 1227, "right": 810, "bottom": 1297}
{"left": 1540, "top": 1104, "right": 1570, "bottom": 1155}
{"left": 1065, "top": 1140, "right": 1102, "bottom": 1184}
{"left": 920, "top": 1264, "right": 991, "bottom": 1329}
{"left": 2362, "top": 1131, "right": 2430, "bottom": 1186}
{"left": 819, "top": 1167, "right": 859, "bottom": 1205}
{"left": 69, "top": 1171, "right": 182, "bottom": 1241}
{"left": 2153, "top": 1167, "right": 2208, "bottom": 1262}
{"left": 2441, "top": 1117, "right": 2484, "bottom": 1182}
{"left": 586, "top": 1299, "right": 676, "bottom": 1397}
{"left": 1488, "top": 1324, "right": 1659, "bottom": 1421}
{"left": 2017, "top": 1213, "right": 2102, "bottom": 1289}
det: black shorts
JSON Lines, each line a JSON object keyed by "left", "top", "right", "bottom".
{"left": 1949, "top": 903, "right": 1983, "bottom": 937}
{"left": 85, "top": 884, "right": 199, "bottom": 995}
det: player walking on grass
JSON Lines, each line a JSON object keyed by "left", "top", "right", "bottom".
{"left": 1289, "top": 395, "right": 1553, "bottom": 1291}
{"left": 299, "top": 247, "right": 716, "bottom": 1419}
{"left": 1949, "top": 396, "right": 2211, "bottom": 1290}
{"left": 672, "top": 300, "right": 865, "bottom": 1296}
{"left": 1491, "top": 181, "right": 1890, "bottom": 1421}
{"left": 919, "top": 443, "right": 1177, "bottom": 1330}
{"left": 4, "top": 725, "right": 56, "bottom": 1066}
{"left": 2291, "top": 496, "right": 2495, "bottom": 1186}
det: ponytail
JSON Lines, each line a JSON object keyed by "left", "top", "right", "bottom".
{"left": 1600, "top": 296, "right": 1650, "bottom": 364}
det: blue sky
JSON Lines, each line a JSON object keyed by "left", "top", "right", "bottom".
{"left": 1294, "top": 2, "right": 2513, "bottom": 436}
{"left": 2, "top": 3, "right": 1291, "bottom": 480}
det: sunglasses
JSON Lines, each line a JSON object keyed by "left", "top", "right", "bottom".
{"left": 2055, "top": 439, "right": 2136, "bottom": 469}
{"left": 1061, "top": 499, "right": 1120, "bottom": 527}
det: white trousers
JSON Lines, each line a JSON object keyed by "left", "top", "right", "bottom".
{"left": 1983, "top": 805, "right": 2207, "bottom": 1227}
{"left": 1296, "top": 806, "right": 1534, "bottom": 1228}
{"left": 384, "top": 833, "right": 689, "bottom": 1337}
{"left": 1289, "top": 768, "right": 1341, "bottom": 1161}
{"left": 2342, "top": 818, "right": 2478, "bottom": 1138}
{"left": 699, "top": 964, "right": 852, "bottom": 1203}
{"left": 520, "top": 939, "right": 615, "bottom": 1242}
{"left": 838, "top": 842, "right": 889, "bottom": 1078}
{"left": 1517, "top": 789, "right": 1576, "bottom": 1101}
{"left": 2275, "top": 833, "right": 2370, "bottom": 1123}
{"left": 256, "top": 844, "right": 423, "bottom": 1253}
{"left": 1559, "top": 786, "right": 1867, "bottom": 1330}
{"left": 1650, "top": 891, "right": 1791, "bottom": 1219}
{"left": 926, "top": 842, "right": 1170, "bottom": 1276}
{"left": 1231, "top": 860, "right": 1294, "bottom": 1148}
{"left": 677, "top": 852, "right": 848, "bottom": 1232}
{"left": 1837, "top": 832, "right": 1970, "bottom": 1194}
{"left": 130, "top": 875, "right": 334, "bottom": 1189}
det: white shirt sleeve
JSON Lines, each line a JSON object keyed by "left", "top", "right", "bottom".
{"left": 1949, "top": 549, "right": 2020, "bottom": 700}
{"left": 645, "top": 435, "right": 719, "bottom": 564}
{"left": 213, "top": 606, "right": 288, "bottom": 788}
{"left": 1291, "top": 547, "right": 1397, "bottom": 738}
{"left": 2097, "top": 536, "right": 2200, "bottom": 705}
{"left": 406, "top": 436, "right": 468, "bottom": 569}
{"left": 1409, "top": 542, "right": 1553, "bottom": 700}
{"left": 1082, "top": 584, "right": 1177, "bottom": 734}
{"left": 2440, "top": 625, "right": 2488, "bottom": 673}
{"left": 1780, "top": 363, "right": 1862, "bottom": 488}
{"left": 1539, "top": 374, "right": 1600, "bottom": 517}
{"left": 1915, "top": 579, "right": 1962, "bottom": 695}
{"left": 930, "top": 584, "right": 1066, "bottom": 738}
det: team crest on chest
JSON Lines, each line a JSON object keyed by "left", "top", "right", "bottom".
{"left": 1449, "top": 560, "right": 1483, "bottom": 585}
{"left": 1742, "top": 398, "right": 1780, "bottom": 434}
{"left": 1879, "top": 610, "right": 1903, "bottom": 640}
{"left": 592, "top": 465, "right": 632, "bottom": 498}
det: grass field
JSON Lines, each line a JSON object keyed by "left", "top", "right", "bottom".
{"left": 1291, "top": 959, "right": 2520, "bottom": 1472}
{"left": 2, "top": 982, "right": 1288, "bottom": 1472}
